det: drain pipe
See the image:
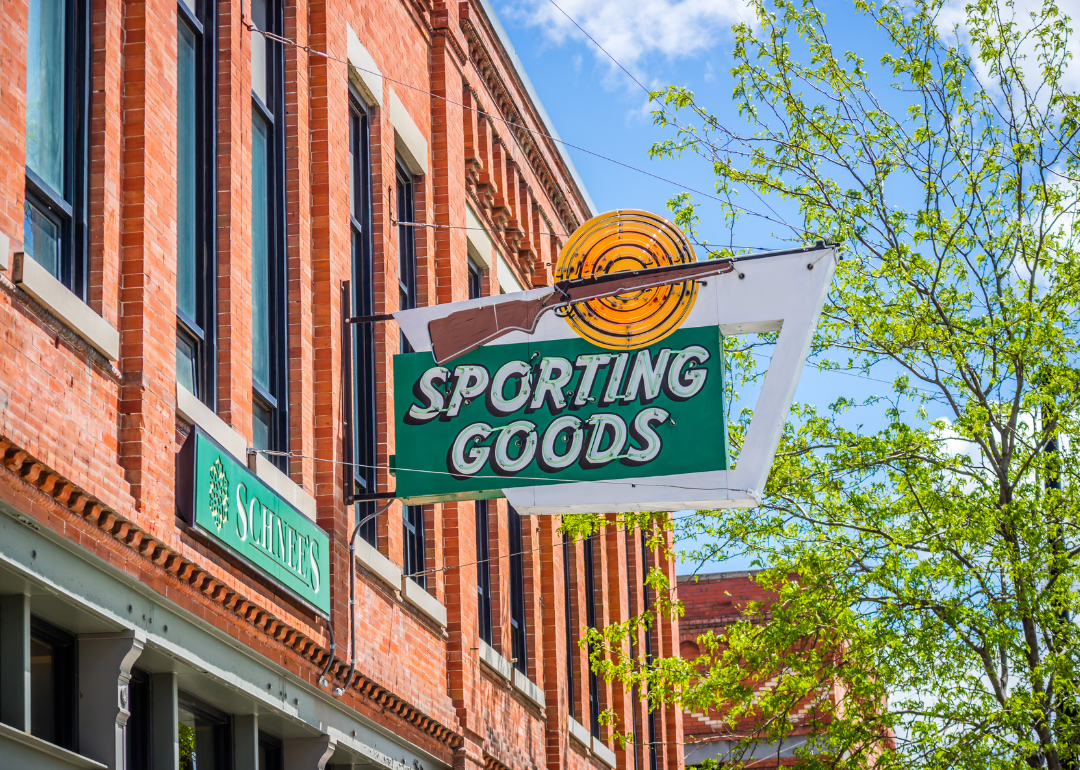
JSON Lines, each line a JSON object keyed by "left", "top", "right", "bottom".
{"left": 333, "top": 499, "right": 395, "bottom": 696}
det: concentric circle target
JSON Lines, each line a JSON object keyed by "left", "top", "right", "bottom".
{"left": 555, "top": 210, "right": 698, "bottom": 350}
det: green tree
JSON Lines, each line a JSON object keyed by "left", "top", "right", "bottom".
{"left": 577, "top": 0, "right": 1080, "bottom": 767}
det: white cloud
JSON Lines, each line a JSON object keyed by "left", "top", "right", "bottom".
{"left": 501, "top": 0, "right": 754, "bottom": 89}
{"left": 936, "top": 0, "right": 1080, "bottom": 94}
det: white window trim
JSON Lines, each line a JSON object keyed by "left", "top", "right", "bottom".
{"left": 465, "top": 205, "right": 492, "bottom": 269}
{"left": 478, "top": 639, "right": 511, "bottom": 681}
{"left": 592, "top": 737, "right": 617, "bottom": 767}
{"left": 511, "top": 668, "right": 544, "bottom": 709}
{"left": 13, "top": 251, "right": 119, "bottom": 361}
{"left": 568, "top": 716, "right": 592, "bottom": 749}
{"left": 248, "top": 452, "right": 317, "bottom": 521}
{"left": 346, "top": 23, "right": 383, "bottom": 108}
{"left": 496, "top": 253, "right": 524, "bottom": 294}
{"left": 388, "top": 86, "right": 428, "bottom": 176}
{"left": 0, "top": 231, "right": 9, "bottom": 270}
{"left": 176, "top": 384, "right": 316, "bottom": 520}
{"left": 356, "top": 537, "right": 402, "bottom": 589}
{"left": 176, "top": 383, "right": 248, "bottom": 463}
{"left": 400, "top": 577, "right": 447, "bottom": 627}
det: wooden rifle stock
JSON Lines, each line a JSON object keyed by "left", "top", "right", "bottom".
{"left": 427, "top": 259, "right": 735, "bottom": 364}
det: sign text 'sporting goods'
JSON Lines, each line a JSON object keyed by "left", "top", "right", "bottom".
{"left": 177, "top": 428, "right": 331, "bottom": 615}
{"left": 393, "top": 325, "right": 728, "bottom": 503}
{"left": 389, "top": 210, "right": 838, "bottom": 514}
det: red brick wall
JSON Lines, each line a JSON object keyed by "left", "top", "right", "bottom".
{"left": 0, "top": 0, "right": 682, "bottom": 768}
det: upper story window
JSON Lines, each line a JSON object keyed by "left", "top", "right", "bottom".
{"left": 403, "top": 505, "right": 426, "bottom": 588}
{"left": 24, "top": 0, "right": 88, "bottom": 294}
{"left": 250, "top": 0, "right": 289, "bottom": 468}
{"left": 468, "top": 257, "right": 481, "bottom": 300}
{"left": 476, "top": 500, "right": 493, "bottom": 645}
{"left": 642, "top": 530, "right": 658, "bottom": 770}
{"left": 563, "top": 531, "right": 575, "bottom": 719}
{"left": 583, "top": 533, "right": 600, "bottom": 738}
{"left": 350, "top": 96, "right": 378, "bottom": 546}
{"left": 396, "top": 163, "right": 416, "bottom": 354}
{"left": 508, "top": 505, "right": 527, "bottom": 674}
{"left": 176, "top": 0, "right": 216, "bottom": 405}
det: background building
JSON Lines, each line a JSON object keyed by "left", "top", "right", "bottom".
{"left": 0, "top": 0, "right": 684, "bottom": 767}
{"left": 678, "top": 570, "right": 839, "bottom": 768}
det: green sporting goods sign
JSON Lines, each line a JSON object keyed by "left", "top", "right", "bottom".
{"left": 392, "top": 325, "right": 728, "bottom": 503}
{"left": 177, "top": 427, "right": 330, "bottom": 615}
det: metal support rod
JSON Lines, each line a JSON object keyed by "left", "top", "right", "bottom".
{"left": 345, "top": 491, "right": 398, "bottom": 503}
{"left": 347, "top": 313, "right": 395, "bottom": 324}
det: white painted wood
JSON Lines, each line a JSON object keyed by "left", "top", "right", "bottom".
{"left": 394, "top": 246, "right": 838, "bottom": 515}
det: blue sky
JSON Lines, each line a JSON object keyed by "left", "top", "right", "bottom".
{"left": 493, "top": 0, "right": 899, "bottom": 572}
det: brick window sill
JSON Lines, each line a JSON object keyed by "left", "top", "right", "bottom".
{"left": 592, "top": 737, "right": 617, "bottom": 768}
{"left": 401, "top": 576, "right": 447, "bottom": 627}
{"left": 176, "top": 384, "right": 316, "bottom": 521}
{"left": 13, "top": 251, "right": 119, "bottom": 361}
{"left": 512, "top": 668, "right": 544, "bottom": 709}
{"left": 356, "top": 537, "right": 402, "bottom": 589}
{"left": 478, "top": 639, "right": 512, "bottom": 681}
{"left": 568, "top": 716, "right": 592, "bottom": 749}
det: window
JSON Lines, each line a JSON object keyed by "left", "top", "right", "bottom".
{"left": 563, "top": 531, "right": 575, "bottom": 719}
{"left": 583, "top": 533, "right": 600, "bottom": 738}
{"left": 250, "top": 0, "right": 288, "bottom": 468}
{"left": 176, "top": 0, "right": 216, "bottom": 403}
{"left": 642, "top": 530, "right": 658, "bottom": 770}
{"left": 349, "top": 96, "right": 377, "bottom": 546}
{"left": 29, "top": 617, "right": 77, "bottom": 750}
{"left": 126, "top": 669, "right": 152, "bottom": 768}
{"left": 259, "top": 732, "right": 283, "bottom": 770}
{"left": 508, "top": 505, "right": 527, "bottom": 674}
{"left": 178, "top": 693, "right": 230, "bottom": 770}
{"left": 476, "top": 500, "right": 492, "bottom": 645}
{"left": 24, "top": 0, "right": 88, "bottom": 293}
{"left": 468, "top": 257, "right": 481, "bottom": 300}
{"left": 403, "top": 505, "right": 426, "bottom": 587}
{"left": 396, "top": 163, "right": 416, "bottom": 354}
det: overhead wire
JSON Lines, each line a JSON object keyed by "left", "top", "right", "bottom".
{"left": 242, "top": 18, "right": 815, "bottom": 241}
{"left": 541, "top": 0, "right": 802, "bottom": 240}
{"left": 251, "top": 447, "right": 754, "bottom": 496}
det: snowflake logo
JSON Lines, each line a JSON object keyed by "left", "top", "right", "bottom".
{"left": 207, "top": 457, "right": 229, "bottom": 532}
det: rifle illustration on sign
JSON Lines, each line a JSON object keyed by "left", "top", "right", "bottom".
{"left": 386, "top": 209, "right": 837, "bottom": 515}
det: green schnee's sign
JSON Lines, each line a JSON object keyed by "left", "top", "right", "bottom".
{"left": 393, "top": 325, "right": 728, "bottom": 503}
{"left": 177, "top": 427, "right": 330, "bottom": 615}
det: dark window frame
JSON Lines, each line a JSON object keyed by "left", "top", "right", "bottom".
{"left": 508, "top": 505, "right": 527, "bottom": 674}
{"left": 249, "top": 0, "right": 289, "bottom": 470}
{"left": 126, "top": 668, "right": 152, "bottom": 768}
{"left": 642, "top": 530, "right": 658, "bottom": 770}
{"left": 349, "top": 93, "right": 378, "bottom": 546}
{"left": 23, "top": 0, "right": 90, "bottom": 296}
{"left": 177, "top": 691, "right": 232, "bottom": 770}
{"left": 403, "top": 504, "right": 426, "bottom": 588}
{"left": 476, "top": 500, "right": 493, "bottom": 645}
{"left": 583, "top": 533, "right": 600, "bottom": 738}
{"left": 563, "top": 531, "right": 575, "bottom": 719}
{"left": 396, "top": 162, "right": 416, "bottom": 354}
{"left": 259, "top": 730, "right": 284, "bottom": 770}
{"left": 467, "top": 257, "right": 481, "bottom": 300}
{"left": 175, "top": 0, "right": 218, "bottom": 406}
{"left": 29, "top": 616, "right": 78, "bottom": 751}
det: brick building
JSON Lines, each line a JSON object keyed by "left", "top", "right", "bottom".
{"left": 678, "top": 571, "right": 839, "bottom": 768}
{"left": 0, "top": 0, "right": 684, "bottom": 766}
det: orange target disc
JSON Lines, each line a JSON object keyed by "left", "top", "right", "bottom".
{"left": 555, "top": 210, "right": 698, "bottom": 350}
